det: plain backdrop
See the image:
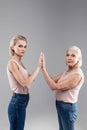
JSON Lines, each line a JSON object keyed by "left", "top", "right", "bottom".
{"left": 0, "top": 0, "right": 87, "bottom": 130}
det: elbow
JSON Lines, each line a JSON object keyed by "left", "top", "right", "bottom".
{"left": 51, "top": 87, "right": 56, "bottom": 91}
{"left": 19, "top": 79, "right": 28, "bottom": 88}
{"left": 57, "top": 87, "right": 68, "bottom": 91}
{"left": 56, "top": 87, "right": 63, "bottom": 91}
{"left": 21, "top": 79, "right": 34, "bottom": 88}
{"left": 21, "top": 82, "right": 27, "bottom": 88}
{"left": 50, "top": 84, "right": 57, "bottom": 91}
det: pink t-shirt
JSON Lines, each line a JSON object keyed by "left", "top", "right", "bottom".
{"left": 55, "top": 68, "right": 84, "bottom": 103}
{"left": 7, "top": 59, "right": 29, "bottom": 94}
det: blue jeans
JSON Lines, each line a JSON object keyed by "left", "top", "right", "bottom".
{"left": 8, "top": 93, "right": 29, "bottom": 130}
{"left": 56, "top": 100, "right": 78, "bottom": 130}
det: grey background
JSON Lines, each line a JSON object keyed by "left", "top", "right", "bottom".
{"left": 0, "top": 0, "right": 87, "bottom": 130}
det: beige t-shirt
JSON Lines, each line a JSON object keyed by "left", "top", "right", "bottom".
{"left": 7, "top": 59, "right": 29, "bottom": 94}
{"left": 56, "top": 68, "right": 84, "bottom": 103}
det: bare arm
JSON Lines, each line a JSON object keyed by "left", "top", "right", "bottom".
{"left": 42, "top": 68, "right": 59, "bottom": 90}
{"left": 52, "top": 74, "right": 63, "bottom": 83}
{"left": 41, "top": 53, "right": 82, "bottom": 91}
{"left": 56, "top": 74, "right": 82, "bottom": 91}
{"left": 41, "top": 52, "right": 61, "bottom": 90}
{"left": 8, "top": 53, "right": 42, "bottom": 88}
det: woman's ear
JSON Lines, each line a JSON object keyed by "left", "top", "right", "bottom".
{"left": 11, "top": 46, "right": 14, "bottom": 50}
{"left": 77, "top": 57, "right": 80, "bottom": 64}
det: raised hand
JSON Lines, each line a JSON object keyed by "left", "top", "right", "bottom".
{"left": 40, "top": 52, "right": 46, "bottom": 70}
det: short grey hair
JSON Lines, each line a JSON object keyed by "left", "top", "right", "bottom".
{"left": 66, "top": 46, "right": 82, "bottom": 67}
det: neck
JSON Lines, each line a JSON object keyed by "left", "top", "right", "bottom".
{"left": 12, "top": 55, "right": 22, "bottom": 62}
{"left": 68, "top": 65, "right": 79, "bottom": 72}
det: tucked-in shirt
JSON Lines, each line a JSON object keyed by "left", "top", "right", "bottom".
{"left": 7, "top": 59, "right": 29, "bottom": 94}
{"left": 55, "top": 68, "right": 84, "bottom": 103}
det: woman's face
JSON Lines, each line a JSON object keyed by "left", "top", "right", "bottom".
{"left": 13, "top": 40, "right": 27, "bottom": 57}
{"left": 66, "top": 49, "right": 79, "bottom": 67}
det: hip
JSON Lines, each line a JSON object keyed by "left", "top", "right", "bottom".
{"left": 55, "top": 100, "right": 78, "bottom": 111}
{"left": 9, "top": 93, "right": 29, "bottom": 107}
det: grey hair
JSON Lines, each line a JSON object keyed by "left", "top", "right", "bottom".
{"left": 66, "top": 46, "right": 82, "bottom": 67}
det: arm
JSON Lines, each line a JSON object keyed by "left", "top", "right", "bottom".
{"left": 56, "top": 74, "right": 82, "bottom": 91}
{"left": 52, "top": 74, "right": 63, "bottom": 83}
{"left": 41, "top": 53, "right": 82, "bottom": 91}
{"left": 41, "top": 52, "right": 61, "bottom": 90}
{"left": 42, "top": 68, "right": 60, "bottom": 90}
{"left": 8, "top": 53, "right": 42, "bottom": 88}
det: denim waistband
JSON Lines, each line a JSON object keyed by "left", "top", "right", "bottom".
{"left": 56, "top": 100, "right": 77, "bottom": 105}
{"left": 12, "top": 93, "right": 29, "bottom": 107}
{"left": 13, "top": 93, "right": 29, "bottom": 98}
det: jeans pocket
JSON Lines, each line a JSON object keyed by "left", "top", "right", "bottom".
{"left": 17, "top": 96, "right": 29, "bottom": 108}
{"left": 69, "top": 110, "right": 77, "bottom": 122}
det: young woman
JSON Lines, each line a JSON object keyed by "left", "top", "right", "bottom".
{"left": 41, "top": 46, "right": 84, "bottom": 130}
{"left": 7, "top": 35, "right": 42, "bottom": 130}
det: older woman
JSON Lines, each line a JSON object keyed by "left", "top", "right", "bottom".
{"left": 41, "top": 46, "right": 84, "bottom": 130}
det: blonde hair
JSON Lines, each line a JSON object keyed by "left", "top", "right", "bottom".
{"left": 9, "top": 35, "right": 27, "bottom": 56}
{"left": 66, "top": 46, "right": 82, "bottom": 67}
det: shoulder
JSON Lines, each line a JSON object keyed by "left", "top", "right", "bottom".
{"left": 74, "top": 68, "right": 84, "bottom": 77}
{"left": 71, "top": 68, "right": 84, "bottom": 82}
{"left": 7, "top": 59, "right": 19, "bottom": 72}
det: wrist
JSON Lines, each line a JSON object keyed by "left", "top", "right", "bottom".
{"left": 42, "top": 67, "right": 46, "bottom": 72}
{"left": 37, "top": 65, "right": 40, "bottom": 71}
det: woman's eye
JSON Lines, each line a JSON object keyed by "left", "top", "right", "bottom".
{"left": 24, "top": 45, "right": 27, "bottom": 48}
{"left": 18, "top": 45, "right": 27, "bottom": 48}
{"left": 18, "top": 45, "right": 23, "bottom": 47}
{"left": 71, "top": 54, "right": 75, "bottom": 57}
{"left": 66, "top": 54, "right": 69, "bottom": 56}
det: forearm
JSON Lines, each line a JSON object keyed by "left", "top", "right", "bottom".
{"left": 26, "top": 66, "right": 40, "bottom": 87}
{"left": 42, "top": 68, "right": 57, "bottom": 90}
